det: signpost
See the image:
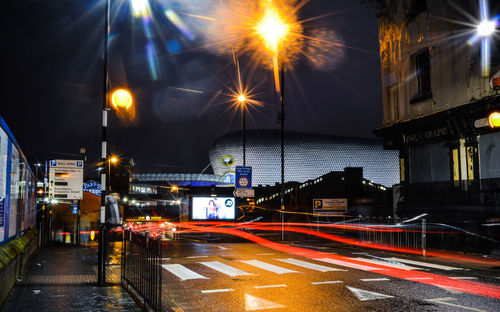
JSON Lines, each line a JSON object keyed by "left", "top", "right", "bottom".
{"left": 313, "top": 198, "right": 348, "bottom": 216}
{"left": 235, "top": 166, "right": 252, "bottom": 189}
{"left": 48, "top": 159, "right": 84, "bottom": 200}
{"left": 233, "top": 188, "right": 255, "bottom": 198}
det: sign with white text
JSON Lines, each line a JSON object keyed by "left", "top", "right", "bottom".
{"left": 48, "top": 159, "right": 84, "bottom": 200}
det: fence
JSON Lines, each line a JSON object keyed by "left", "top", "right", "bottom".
{"left": 121, "top": 230, "right": 162, "bottom": 312}
{"left": 346, "top": 217, "right": 499, "bottom": 255}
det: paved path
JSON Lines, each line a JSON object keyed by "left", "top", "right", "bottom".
{"left": 1, "top": 246, "right": 140, "bottom": 312}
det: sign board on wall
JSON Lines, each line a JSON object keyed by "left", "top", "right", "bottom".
{"left": 48, "top": 159, "right": 84, "bottom": 200}
{"left": 313, "top": 198, "right": 348, "bottom": 216}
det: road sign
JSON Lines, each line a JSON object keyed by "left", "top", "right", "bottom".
{"left": 48, "top": 159, "right": 84, "bottom": 200}
{"left": 72, "top": 206, "right": 78, "bottom": 214}
{"left": 233, "top": 188, "right": 255, "bottom": 198}
{"left": 313, "top": 198, "right": 348, "bottom": 216}
{"left": 235, "top": 166, "right": 252, "bottom": 189}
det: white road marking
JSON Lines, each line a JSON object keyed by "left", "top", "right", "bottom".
{"left": 354, "top": 257, "right": 424, "bottom": 270}
{"left": 314, "top": 258, "right": 386, "bottom": 271}
{"left": 199, "top": 261, "right": 253, "bottom": 277}
{"left": 254, "top": 284, "right": 287, "bottom": 289}
{"left": 360, "top": 278, "right": 390, "bottom": 282}
{"left": 276, "top": 258, "right": 346, "bottom": 272}
{"left": 201, "top": 289, "right": 234, "bottom": 293}
{"left": 346, "top": 286, "right": 394, "bottom": 301}
{"left": 162, "top": 264, "right": 208, "bottom": 281}
{"left": 217, "top": 245, "right": 230, "bottom": 250}
{"left": 387, "top": 257, "right": 463, "bottom": 271}
{"left": 424, "top": 297, "right": 488, "bottom": 312}
{"left": 406, "top": 277, "right": 433, "bottom": 280}
{"left": 433, "top": 285, "right": 463, "bottom": 294}
{"left": 187, "top": 256, "right": 209, "bottom": 259}
{"left": 245, "top": 294, "right": 286, "bottom": 311}
{"left": 256, "top": 253, "right": 275, "bottom": 256}
{"left": 311, "top": 281, "right": 343, "bottom": 285}
{"left": 239, "top": 260, "right": 300, "bottom": 274}
{"left": 450, "top": 276, "right": 478, "bottom": 280}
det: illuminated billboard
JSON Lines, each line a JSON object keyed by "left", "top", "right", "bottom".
{"left": 192, "top": 197, "right": 235, "bottom": 220}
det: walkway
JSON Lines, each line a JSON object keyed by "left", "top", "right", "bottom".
{"left": 1, "top": 246, "right": 140, "bottom": 312}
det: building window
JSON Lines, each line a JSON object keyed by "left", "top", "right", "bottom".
{"left": 410, "top": 48, "right": 432, "bottom": 103}
{"left": 399, "top": 158, "right": 406, "bottom": 182}
{"left": 450, "top": 147, "right": 460, "bottom": 186}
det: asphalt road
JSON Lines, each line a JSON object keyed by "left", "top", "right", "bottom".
{"left": 158, "top": 237, "right": 500, "bottom": 312}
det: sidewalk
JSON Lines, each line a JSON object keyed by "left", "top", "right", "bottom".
{"left": 1, "top": 246, "right": 141, "bottom": 312}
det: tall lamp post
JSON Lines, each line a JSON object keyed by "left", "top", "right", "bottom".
{"left": 98, "top": 0, "right": 133, "bottom": 285}
{"left": 237, "top": 94, "right": 247, "bottom": 166}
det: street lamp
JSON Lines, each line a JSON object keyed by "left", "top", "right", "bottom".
{"left": 108, "top": 156, "right": 118, "bottom": 192}
{"left": 255, "top": 6, "right": 291, "bottom": 240}
{"left": 98, "top": 0, "right": 134, "bottom": 286}
{"left": 237, "top": 94, "right": 247, "bottom": 166}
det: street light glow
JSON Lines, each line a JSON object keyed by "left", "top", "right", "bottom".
{"left": 488, "top": 112, "right": 500, "bottom": 128}
{"left": 477, "top": 20, "right": 496, "bottom": 37}
{"left": 237, "top": 94, "right": 246, "bottom": 103}
{"left": 256, "top": 8, "right": 289, "bottom": 53}
{"left": 110, "top": 156, "right": 118, "bottom": 164}
{"left": 111, "top": 89, "right": 132, "bottom": 109}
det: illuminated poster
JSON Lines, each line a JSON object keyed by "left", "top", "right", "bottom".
{"left": 192, "top": 197, "right": 235, "bottom": 220}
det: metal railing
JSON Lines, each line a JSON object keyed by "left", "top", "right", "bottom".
{"left": 121, "top": 230, "right": 162, "bottom": 312}
{"left": 345, "top": 216, "right": 499, "bottom": 255}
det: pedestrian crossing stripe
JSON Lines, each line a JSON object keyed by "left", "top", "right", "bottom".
{"left": 161, "top": 264, "right": 208, "bottom": 281}
{"left": 276, "top": 258, "right": 347, "bottom": 272}
{"left": 354, "top": 257, "right": 424, "bottom": 270}
{"left": 199, "top": 261, "right": 253, "bottom": 277}
{"left": 239, "top": 259, "right": 300, "bottom": 274}
{"left": 314, "top": 258, "right": 386, "bottom": 271}
{"left": 386, "top": 257, "right": 463, "bottom": 271}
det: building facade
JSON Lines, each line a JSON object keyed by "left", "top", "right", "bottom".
{"left": 373, "top": 0, "right": 500, "bottom": 217}
{"left": 0, "top": 115, "right": 37, "bottom": 243}
{"left": 209, "top": 129, "right": 399, "bottom": 187}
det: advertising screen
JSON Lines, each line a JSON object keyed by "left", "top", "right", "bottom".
{"left": 192, "top": 197, "right": 235, "bottom": 220}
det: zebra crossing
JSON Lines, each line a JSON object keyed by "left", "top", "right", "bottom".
{"left": 161, "top": 255, "right": 468, "bottom": 281}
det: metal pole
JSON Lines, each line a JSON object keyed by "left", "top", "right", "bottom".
{"left": 280, "top": 63, "right": 285, "bottom": 241}
{"left": 422, "top": 218, "right": 426, "bottom": 256}
{"left": 243, "top": 107, "right": 246, "bottom": 166}
{"left": 98, "top": 0, "right": 110, "bottom": 286}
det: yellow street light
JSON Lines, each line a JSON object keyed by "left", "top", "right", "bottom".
{"left": 237, "top": 94, "right": 246, "bottom": 103}
{"left": 111, "top": 89, "right": 133, "bottom": 109}
{"left": 256, "top": 8, "right": 289, "bottom": 53}
{"left": 489, "top": 112, "right": 500, "bottom": 128}
{"left": 110, "top": 156, "right": 118, "bottom": 164}
{"left": 171, "top": 186, "right": 178, "bottom": 192}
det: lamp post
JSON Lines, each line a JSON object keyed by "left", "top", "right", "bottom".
{"left": 97, "top": 0, "right": 110, "bottom": 286}
{"left": 237, "top": 94, "right": 247, "bottom": 166}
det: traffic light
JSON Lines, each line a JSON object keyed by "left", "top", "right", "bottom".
{"left": 489, "top": 112, "right": 500, "bottom": 128}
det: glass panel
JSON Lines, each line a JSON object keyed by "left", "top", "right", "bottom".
{"left": 400, "top": 158, "right": 405, "bottom": 182}
{"left": 466, "top": 146, "right": 475, "bottom": 181}
{"left": 452, "top": 149, "right": 460, "bottom": 181}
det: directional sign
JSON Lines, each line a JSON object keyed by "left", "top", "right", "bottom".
{"left": 48, "top": 159, "right": 84, "bottom": 200}
{"left": 233, "top": 188, "right": 255, "bottom": 198}
{"left": 235, "top": 166, "right": 252, "bottom": 189}
{"left": 313, "top": 198, "right": 348, "bottom": 216}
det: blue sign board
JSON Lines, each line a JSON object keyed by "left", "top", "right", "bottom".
{"left": 72, "top": 206, "right": 78, "bottom": 214}
{"left": 235, "top": 166, "right": 252, "bottom": 189}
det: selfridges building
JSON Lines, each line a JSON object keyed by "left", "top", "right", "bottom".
{"left": 209, "top": 130, "right": 399, "bottom": 187}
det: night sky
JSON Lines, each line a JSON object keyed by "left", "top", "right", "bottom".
{"left": 1, "top": 0, "right": 382, "bottom": 176}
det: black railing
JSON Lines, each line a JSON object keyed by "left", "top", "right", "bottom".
{"left": 121, "top": 230, "right": 162, "bottom": 312}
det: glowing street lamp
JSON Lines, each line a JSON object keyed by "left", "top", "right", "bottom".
{"left": 111, "top": 89, "right": 133, "bottom": 109}
{"left": 237, "top": 93, "right": 248, "bottom": 166}
{"left": 489, "top": 112, "right": 500, "bottom": 128}
{"left": 469, "top": 0, "right": 498, "bottom": 77}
